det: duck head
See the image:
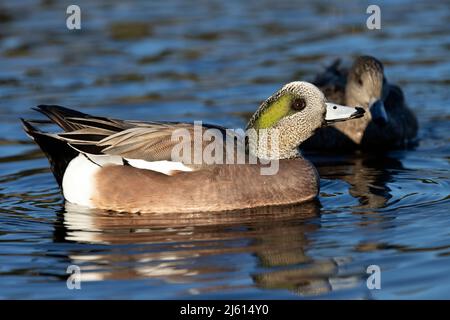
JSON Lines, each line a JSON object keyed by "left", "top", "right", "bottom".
{"left": 246, "top": 81, "right": 364, "bottom": 159}
{"left": 346, "top": 56, "right": 389, "bottom": 125}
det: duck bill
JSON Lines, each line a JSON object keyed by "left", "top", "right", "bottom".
{"left": 325, "top": 102, "right": 365, "bottom": 124}
{"left": 369, "top": 99, "right": 388, "bottom": 125}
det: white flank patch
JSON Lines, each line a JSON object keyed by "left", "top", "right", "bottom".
{"left": 62, "top": 154, "right": 100, "bottom": 207}
{"left": 125, "top": 159, "right": 193, "bottom": 175}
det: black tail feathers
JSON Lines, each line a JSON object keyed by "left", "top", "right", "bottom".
{"left": 21, "top": 118, "right": 78, "bottom": 187}
{"left": 33, "top": 105, "right": 89, "bottom": 131}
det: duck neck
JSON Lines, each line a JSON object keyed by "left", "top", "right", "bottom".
{"left": 245, "top": 127, "right": 302, "bottom": 160}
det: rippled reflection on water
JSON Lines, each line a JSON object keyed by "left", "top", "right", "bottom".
{"left": 0, "top": 0, "right": 449, "bottom": 299}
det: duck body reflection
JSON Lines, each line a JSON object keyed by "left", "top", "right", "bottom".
{"left": 56, "top": 201, "right": 347, "bottom": 295}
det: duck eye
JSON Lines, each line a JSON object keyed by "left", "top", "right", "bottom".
{"left": 291, "top": 98, "right": 306, "bottom": 111}
{"left": 357, "top": 77, "right": 363, "bottom": 86}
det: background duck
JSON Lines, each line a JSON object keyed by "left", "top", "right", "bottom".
{"left": 303, "top": 56, "right": 418, "bottom": 151}
{"left": 22, "top": 82, "right": 363, "bottom": 214}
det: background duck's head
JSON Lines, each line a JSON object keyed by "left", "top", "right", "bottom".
{"left": 246, "top": 81, "right": 364, "bottom": 159}
{"left": 346, "top": 56, "right": 390, "bottom": 125}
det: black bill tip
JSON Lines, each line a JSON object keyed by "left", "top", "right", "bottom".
{"left": 352, "top": 107, "right": 365, "bottom": 119}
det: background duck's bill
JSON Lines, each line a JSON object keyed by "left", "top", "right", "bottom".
{"left": 369, "top": 99, "right": 388, "bottom": 125}
{"left": 325, "top": 103, "right": 365, "bottom": 123}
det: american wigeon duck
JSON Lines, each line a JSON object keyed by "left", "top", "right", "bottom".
{"left": 303, "top": 56, "right": 418, "bottom": 150}
{"left": 22, "top": 81, "right": 363, "bottom": 214}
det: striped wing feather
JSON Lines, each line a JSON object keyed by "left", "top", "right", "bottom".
{"left": 32, "top": 105, "right": 245, "bottom": 163}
